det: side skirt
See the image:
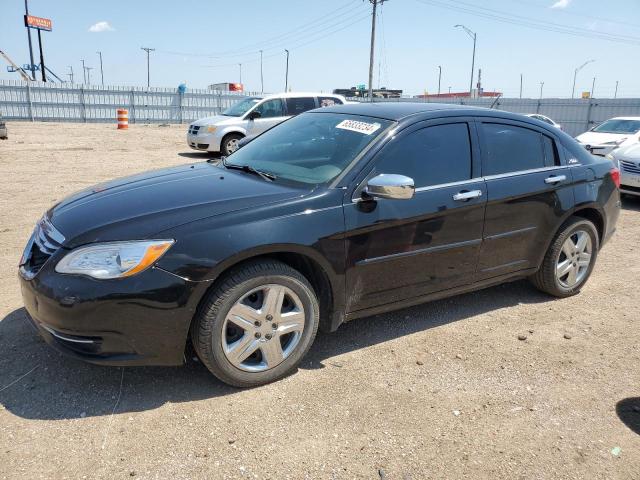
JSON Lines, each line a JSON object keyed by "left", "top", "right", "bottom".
{"left": 344, "top": 268, "right": 538, "bottom": 323}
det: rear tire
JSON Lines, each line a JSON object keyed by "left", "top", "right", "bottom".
{"left": 191, "top": 260, "right": 319, "bottom": 387}
{"left": 220, "top": 133, "right": 243, "bottom": 157}
{"left": 530, "top": 216, "right": 599, "bottom": 297}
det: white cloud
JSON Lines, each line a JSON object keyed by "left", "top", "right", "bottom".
{"left": 550, "top": 0, "right": 571, "bottom": 9}
{"left": 88, "top": 21, "right": 114, "bottom": 33}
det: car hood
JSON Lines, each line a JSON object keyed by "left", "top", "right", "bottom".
{"left": 575, "top": 131, "right": 629, "bottom": 145}
{"left": 192, "top": 115, "right": 239, "bottom": 127}
{"left": 48, "top": 163, "right": 305, "bottom": 248}
{"left": 614, "top": 143, "right": 640, "bottom": 160}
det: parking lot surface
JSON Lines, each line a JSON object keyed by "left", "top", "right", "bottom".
{"left": 1, "top": 122, "right": 639, "bottom": 479}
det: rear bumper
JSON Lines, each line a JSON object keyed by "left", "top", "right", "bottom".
{"left": 19, "top": 262, "right": 206, "bottom": 366}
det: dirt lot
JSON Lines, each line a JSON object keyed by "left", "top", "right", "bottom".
{"left": 0, "top": 122, "right": 639, "bottom": 480}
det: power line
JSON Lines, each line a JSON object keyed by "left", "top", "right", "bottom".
{"left": 414, "top": 0, "right": 640, "bottom": 46}
{"left": 141, "top": 47, "right": 155, "bottom": 88}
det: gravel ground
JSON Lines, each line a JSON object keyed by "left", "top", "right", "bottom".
{"left": 0, "top": 122, "right": 639, "bottom": 480}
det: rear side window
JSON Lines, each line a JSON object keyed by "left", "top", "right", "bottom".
{"left": 318, "top": 96, "right": 343, "bottom": 107}
{"left": 286, "top": 97, "right": 316, "bottom": 115}
{"left": 542, "top": 135, "right": 559, "bottom": 167}
{"left": 481, "top": 123, "right": 546, "bottom": 175}
{"left": 374, "top": 123, "right": 472, "bottom": 188}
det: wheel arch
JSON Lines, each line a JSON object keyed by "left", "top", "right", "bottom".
{"left": 192, "top": 245, "right": 343, "bottom": 336}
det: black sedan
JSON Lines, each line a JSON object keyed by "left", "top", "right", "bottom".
{"left": 19, "top": 103, "right": 621, "bottom": 387}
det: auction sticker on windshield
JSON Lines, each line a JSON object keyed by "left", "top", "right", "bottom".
{"left": 336, "top": 119, "right": 381, "bottom": 135}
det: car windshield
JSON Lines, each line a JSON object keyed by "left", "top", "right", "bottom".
{"left": 222, "top": 97, "right": 262, "bottom": 117}
{"left": 592, "top": 119, "right": 640, "bottom": 134}
{"left": 225, "top": 112, "right": 394, "bottom": 185}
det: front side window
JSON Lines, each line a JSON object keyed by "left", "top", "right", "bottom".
{"left": 373, "top": 123, "right": 472, "bottom": 188}
{"left": 592, "top": 119, "right": 640, "bottom": 134}
{"left": 286, "top": 97, "right": 316, "bottom": 115}
{"left": 253, "top": 99, "right": 285, "bottom": 118}
{"left": 222, "top": 97, "right": 262, "bottom": 117}
{"left": 225, "top": 113, "right": 393, "bottom": 185}
{"left": 482, "top": 123, "right": 546, "bottom": 176}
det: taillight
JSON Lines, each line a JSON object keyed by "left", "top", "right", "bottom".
{"left": 610, "top": 167, "right": 621, "bottom": 188}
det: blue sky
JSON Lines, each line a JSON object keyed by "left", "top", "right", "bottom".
{"left": 1, "top": 0, "right": 639, "bottom": 98}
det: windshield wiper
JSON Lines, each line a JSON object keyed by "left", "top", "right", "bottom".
{"left": 222, "top": 158, "right": 276, "bottom": 181}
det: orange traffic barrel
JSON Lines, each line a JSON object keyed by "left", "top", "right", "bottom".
{"left": 117, "top": 109, "right": 129, "bottom": 129}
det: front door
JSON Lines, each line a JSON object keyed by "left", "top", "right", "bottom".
{"left": 343, "top": 120, "right": 487, "bottom": 313}
{"left": 476, "top": 120, "right": 574, "bottom": 278}
{"left": 246, "top": 98, "right": 288, "bottom": 136}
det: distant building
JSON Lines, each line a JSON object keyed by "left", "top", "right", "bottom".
{"left": 208, "top": 82, "right": 244, "bottom": 92}
{"left": 333, "top": 87, "right": 403, "bottom": 99}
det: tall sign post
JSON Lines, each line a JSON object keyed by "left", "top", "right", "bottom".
{"left": 24, "top": 14, "right": 52, "bottom": 82}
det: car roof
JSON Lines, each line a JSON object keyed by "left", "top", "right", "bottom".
{"left": 263, "top": 92, "right": 345, "bottom": 100}
{"left": 310, "top": 102, "right": 495, "bottom": 121}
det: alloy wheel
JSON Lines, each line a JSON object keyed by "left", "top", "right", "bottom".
{"left": 221, "top": 284, "right": 305, "bottom": 372}
{"left": 556, "top": 230, "right": 592, "bottom": 288}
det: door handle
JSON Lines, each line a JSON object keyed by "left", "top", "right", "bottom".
{"left": 545, "top": 175, "right": 567, "bottom": 184}
{"left": 453, "top": 190, "right": 483, "bottom": 201}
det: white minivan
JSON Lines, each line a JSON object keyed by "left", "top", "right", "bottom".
{"left": 187, "top": 92, "right": 346, "bottom": 156}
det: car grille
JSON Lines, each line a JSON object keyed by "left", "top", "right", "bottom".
{"left": 621, "top": 160, "right": 640, "bottom": 175}
{"left": 21, "top": 217, "right": 65, "bottom": 279}
{"left": 188, "top": 125, "right": 201, "bottom": 135}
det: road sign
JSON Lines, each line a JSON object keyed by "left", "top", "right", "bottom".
{"left": 357, "top": 84, "right": 366, "bottom": 91}
{"left": 23, "top": 64, "right": 40, "bottom": 71}
{"left": 581, "top": 91, "right": 591, "bottom": 99}
{"left": 24, "top": 15, "right": 52, "bottom": 31}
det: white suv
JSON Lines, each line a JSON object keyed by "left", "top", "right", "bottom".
{"left": 187, "top": 92, "right": 346, "bottom": 156}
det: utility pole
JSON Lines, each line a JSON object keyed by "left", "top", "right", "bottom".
{"left": 367, "top": 0, "right": 386, "bottom": 102}
{"left": 24, "top": 0, "right": 36, "bottom": 80}
{"left": 85, "top": 66, "right": 93, "bottom": 85}
{"left": 572, "top": 59, "right": 594, "bottom": 98}
{"left": 614, "top": 80, "right": 619, "bottom": 99}
{"left": 519, "top": 73, "right": 523, "bottom": 99}
{"left": 37, "top": 28, "right": 46, "bottom": 81}
{"left": 141, "top": 47, "right": 155, "bottom": 88}
{"left": 81, "top": 59, "right": 86, "bottom": 84}
{"left": 97, "top": 51, "right": 104, "bottom": 86}
{"left": 455, "top": 24, "right": 476, "bottom": 97}
{"left": 238, "top": 63, "right": 242, "bottom": 85}
{"left": 67, "top": 65, "right": 73, "bottom": 83}
{"left": 437, "top": 65, "right": 442, "bottom": 95}
{"left": 539, "top": 81, "right": 544, "bottom": 99}
{"left": 591, "top": 77, "right": 596, "bottom": 98}
{"left": 259, "top": 50, "right": 264, "bottom": 93}
{"left": 284, "top": 49, "right": 290, "bottom": 92}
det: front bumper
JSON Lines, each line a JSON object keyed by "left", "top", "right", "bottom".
{"left": 620, "top": 163, "right": 640, "bottom": 196}
{"left": 19, "top": 258, "right": 206, "bottom": 366}
{"left": 187, "top": 131, "right": 220, "bottom": 152}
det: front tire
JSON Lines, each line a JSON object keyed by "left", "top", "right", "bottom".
{"left": 191, "top": 260, "right": 319, "bottom": 387}
{"left": 220, "top": 133, "right": 243, "bottom": 157}
{"left": 530, "top": 217, "right": 599, "bottom": 297}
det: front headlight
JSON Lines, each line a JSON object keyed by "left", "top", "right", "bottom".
{"left": 55, "top": 240, "right": 174, "bottom": 279}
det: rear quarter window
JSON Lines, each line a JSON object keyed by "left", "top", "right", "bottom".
{"left": 318, "top": 96, "right": 343, "bottom": 107}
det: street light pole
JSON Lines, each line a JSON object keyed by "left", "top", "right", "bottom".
{"left": 454, "top": 24, "right": 476, "bottom": 97}
{"left": 572, "top": 59, "right": 595, "bottom": 98}
{"left": 437, "top": 65, "right": 442, "bottom": 95}
{"left": 539, "top": 81, "right": 544, "bottom": 99}
{"left": 141, "top": 47, "right": 155, "bottom": 88}
{"left": 97, "top": 51, "right": 104, "bottom": 86}
{"left": 519, "top": 73, "right": 523, "bottom": 99}
{"left": 614, "top": 80, "right": 619, "bottom": 99}
{"left": 238, "top": 63, "right": 242, "bottom": 85}
{"left": 81, "top": 59, "right": 86, "bottom": 84}
{"left": 591, "top": 77, "right": 596, "bottom": 99}
{"left": 24, "top": 0, "right": 36, "bottom": 80}
{"left": 67, "top": 65, "right": 73, "bottom": 84}
{"left": 284, "top": 49, "right": 290, "bottom": 92}
{"left": 259, "top": 50, "right": 264, "bottom": 93}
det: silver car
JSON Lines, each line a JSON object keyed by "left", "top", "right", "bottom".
{"left": 608, "top": 144, "right": 640, "bottom": 197}
{"left": 187, "top": 92, "right": 346, "bottom": 156}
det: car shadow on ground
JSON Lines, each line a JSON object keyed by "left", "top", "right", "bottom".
{"left": 177, "top": 151, "right": 221, "bottom": 161}
{"left": 616, "top": 397, "right": 640, "bottom": 435}
{"left": 621, "top": 195, "right": 640, "bottom": 212}
{"left": 0, "top": 280, "right": 551, "bottom": 420}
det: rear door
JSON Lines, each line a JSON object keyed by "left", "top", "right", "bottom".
{"left": 343, "top": 118, "right": 487, "bottom": 312}
{"left": 476, "top": 119, "right": 573, "bottom": 279}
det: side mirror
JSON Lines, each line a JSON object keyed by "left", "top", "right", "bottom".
{"left": 247, "top": 110, "right": 261, "bottom": 120}
{"left": 364, "top": 174, "right": 415, "bottom": 200}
